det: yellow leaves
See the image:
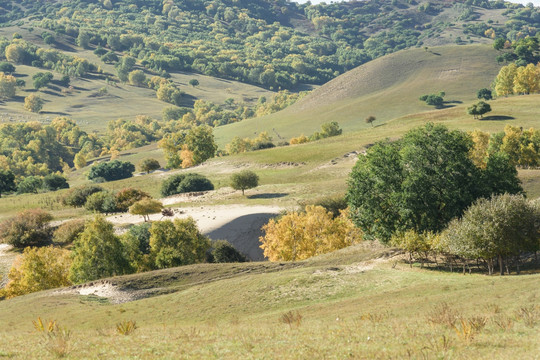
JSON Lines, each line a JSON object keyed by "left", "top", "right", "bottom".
{"left": 180, "top": 144, "right": 194, "bottom": 168}
{"left": 290, "top": 134, "right": 309, "bottom": 145}
{"left": 469, "top": 130, "right": 489, "bottom": 169}
{"left": 260, "top": 206, "right": 362, "bottom": 261}
{"left": 495, "top": 62, "right": 540, "bottom": 97}
{"left": 3, "top": 247, "right": 72, "bottom": 299}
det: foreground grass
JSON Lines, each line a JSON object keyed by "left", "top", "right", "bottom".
{"left": 0, "top": 245, "right": 539, "bottom": 359}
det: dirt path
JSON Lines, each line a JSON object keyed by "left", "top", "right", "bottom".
{"left": 0, "top": 244, "right": 17, "bottom": 287}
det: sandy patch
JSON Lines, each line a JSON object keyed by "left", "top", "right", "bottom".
{"left": 107, "top": 204, "right": 283, "bottom": 260}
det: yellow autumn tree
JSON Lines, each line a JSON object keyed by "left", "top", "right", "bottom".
{"left": 513, "top": 63, "right": 540, "bottom": 95}
{"left": 259, "top": 205, "right": 362, "bottom": 261}
{"left": 469, "top": 130, "right": 490, "bottom": 168}
{"left": 180, "top": 144, "right": 194, "bottom": 168}
{"left": 1, "top": 246, "right": 72, "bottom": 299}
{"left": 494, "top": 63, "right": 517, "bottom": 97}
{"left": 500, "top": 124, "right": 522, "bottom": 166}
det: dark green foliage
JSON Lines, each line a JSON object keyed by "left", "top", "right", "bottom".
{"left": 177, "top": 174, "right": 214, "bottom": 194}
{"left": 115, "top": 188, "right": 151, "bottom": 212}
{"left": 189, "top": 79, "right": 199, "bottom": 87}
{"left": 0, "top": 209, "right": 53, "bottom": 248}
{"left": 70, "top": 216, "right": 132, "bottom": 283}
{"left": 32, "top": 72, "right": 53, "bottom": 90}
{"left": 62, "top": 185, "right": 105, "bottom": 207}
{"left": 122, "top": 223, "right": 152, "bottom": 272}
{"left": 0, "top": 169, "right": 16, "bottom": 197}
{"left": 231, "top": 170, "right": 259, "bottom": 195}
{"left": 88, "top": 160, "right": 135, "bottom": 182}
{"left": 347, "top": 123, "right": 522, "bottom": 243}
{"left": 59, "top": 75, "right": 70, "bottom": 87}
{"left": 17, "top": 176, "right": 43, "bottom": 194}
{"left": 477, "top": 88, "right": 493, "bottom": 100}
{"left": 467, "top": 101, "right": 492, "bottom": 119}
{"left": 0, "top": 62, "right": 15, "bottom": 74}
{"left": 161, "top": 173, "right": 214, "bottom": 197}
{"left": 211, "top": 240, "right": 248, "bottom": 263}
{"left": 85, "top": 191, "right": 118, "bottom": 214}
{"left": 42, "top": 174, "right": 69, "bottom": 191}
{"left": 139, "top": 158, "right": 161, "bottom": 173}
{"left": 419, "top": 92, "right": 445, "bottom": 107}
{"left": 481, "top": 152, "right": 523, "bottom": 196}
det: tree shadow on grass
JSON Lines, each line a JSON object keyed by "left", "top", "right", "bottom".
{"left": 177, "top": 93, "right": 196, "bottom": 107}
{"left": 247, "top": 193, "right": 288, "bottom": 199}
{"left": 40, "top": 111, "right": 69, "bottom": 116}
{"left": 480, "top": 115, "right": 515, "bottom": 121}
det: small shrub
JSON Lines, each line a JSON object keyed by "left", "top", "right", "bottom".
{"left": 139, "top": 158, "right": 161, "bottom": 174}
{"left": 516, "top": 305, "right": 540, "bottom": 327}
{"left": 17, "top": 176, "right": 43, "bottom": 194}
{"left": 116, "top": 320, "right": 137, "bottom": 335}
{"left": 115, "top": 188, "right": 151, "bottom": 212}
{"left": 492, "top": 314, "right": 514, "bottom": 330}
{"left": 211, "top": 240, "right": 248, "bottom": 263}
{"left": 33, "top": 317, "right": 72, "bottom": 358}
{"left": 160, "top": 173, "right": 214, "bottom": 197}
{"left": 427, "top": 303, "right": 459, "bottom": 328}
{"left": 42, "top": 174, "right": 69, "bottom": 191}
{"left": 85, "top": 191, "right": 117, "bottom": 214}
{"left": 0, "top": 209, "right": 53, "bottom": 248}
{"left": 62, "top": 185, "right": 105, "bottom": 207}
{"left": 88, "top": 160, "right": 135, "bottom": 182}
{"left": 129, "top": 198, "right": 162, "bottom": 222}
{"left": 279, "top": 310, "right": 302, "bottom": 328}
{"left": 53, "top": 219, "right": 85, "bottom": 246}
{"left": 452, "top": 317, "right": 486, "bottom": 342}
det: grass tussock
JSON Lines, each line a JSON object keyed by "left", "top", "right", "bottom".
{"left": 279, "top": 310, "right": 302, "bottom": 328}
{"left": 33, "top": 317, "right": 72, "bottom": 358}
{"left": 116, "top": 320, "right": 137, "bottom": 335}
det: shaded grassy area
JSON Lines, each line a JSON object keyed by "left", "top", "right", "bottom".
{"left": 0, "top": 244, "right": 539, "bottom": 359}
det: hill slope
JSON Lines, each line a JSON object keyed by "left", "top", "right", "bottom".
{"left": 214, "top": 44, "right": 502, "bottom": 145}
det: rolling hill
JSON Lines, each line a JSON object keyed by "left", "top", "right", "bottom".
{"left": 214, "top": 44, "right": 503, "bottom": 145}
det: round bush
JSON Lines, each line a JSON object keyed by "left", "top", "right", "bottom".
{"left": 176, "top": 174, "right": 214, "bottom": 193}
{"left": 211, "top": 240, "right": 248, "bottom": 263}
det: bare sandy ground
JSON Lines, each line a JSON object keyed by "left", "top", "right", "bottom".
{"left": 107, "top": 204, "right": 283, "bottom": 261}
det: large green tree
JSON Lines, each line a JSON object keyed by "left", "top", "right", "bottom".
{"left": 185, "top": 125, "right": 217, "bottom": 165}
{"left": 69, "top": 216, "right": 131, "bottom": 283}
{"left": 347, "top": 123, "right": 522, "bottom": 242}
{"left": 149, "top": 218, "right": 210, "bottom": 269}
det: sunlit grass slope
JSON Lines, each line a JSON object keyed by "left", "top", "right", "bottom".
{"left": 0, "top": 244, "right": 540, "bottom": 359}
{"left": 214, "top": 44, "right": 503, "bottom": 146}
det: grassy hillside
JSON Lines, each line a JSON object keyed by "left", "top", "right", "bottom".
{"left": 214, "top": 44, "right": 503, "bottom": 145}
{"left": 1, "top": 244, "right": 539, "bottom": 359}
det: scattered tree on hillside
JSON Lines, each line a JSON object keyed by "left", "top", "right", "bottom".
{"left": 0, "top": 209, "right": 53, "bottom": 248}
{"left": 419, "top": 92, "right": 445, "bottom": 108}
{"left": 160, "top": 173, "right": 214, "bottom": 197}
{"left": 1, "top": 247, "right": 72, "bottom": 299}
{"left": 189, "top": 79, "right": 199, "bottom": 87}
{"left": 365, "top": 115, "right": 376, "bottom": 127}
{"left": 0, "top": 170, "right": 16, "bottom": 197}
{"left": 231, "top": 170, "right": 259, "bottom": 195}
{"left": 24, "top": 94, "right": 44, "bottom": 113}
{"left": 62, "top": 185, "right": 104, "bottom": 207}
{"left": 260, "top": 206, "right": 361, "bottom": 261}
{"left": 139, "top": 158, "right": 161, "bottom": 173}
{"left": 149, "top": 218, "right": 210, "bottom": 269}
{"left": 467, "top": 101, "right": 492, "bottom": 119}
{"left": 129, "top": 198, "right": 163, "bottom": 222}
{"left": 0, "top": 72, "right": 17, "bottom": 99}
{"left": 32, "top": 72, "right": 53, "bottom": 90}
{"left": 70, "top": 216, "right": 132, "bottom": 283}
{"left": 0, "top": 62, "right": 15, "bottom": 74}
{"left": 477, "top": 88, "right": 493, "bottom": 100}
{"left": 129, "top": 70, "right": 147, "bottom": 87}
{"left": 185, "top": 125, "right": 217, "bottom": 165}
{"left": 347, "top": 123, "right": 522, "bottom": 243}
